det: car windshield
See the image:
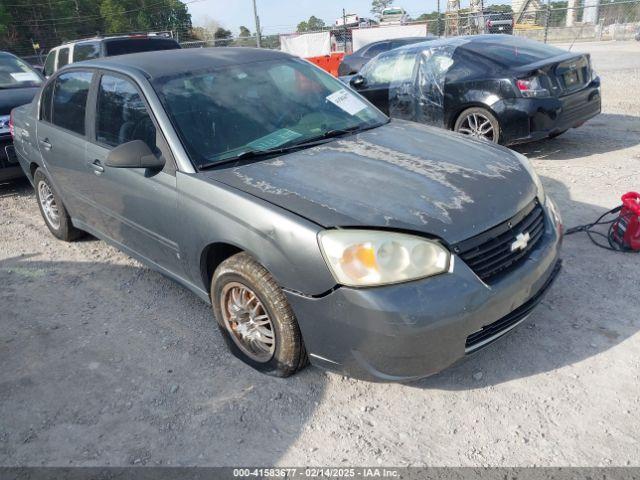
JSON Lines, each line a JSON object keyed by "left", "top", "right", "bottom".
{"left": 0, "top": 53, "right": 42, "bottom": 89}
{"left": 153, "top": 57, "right": 387, "bottom": 167}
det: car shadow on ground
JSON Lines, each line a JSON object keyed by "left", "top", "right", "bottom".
{"left": 513, "top": 113, "right": 640, "bottom": 161}
{"left": 414, "top": 176, "right": 639, "bottom": 390}
{"left": 0, "top": 254, "right": 325, "bottom": 465}
{"left": 0, "top": 177, "right": 32, "bottom": 198}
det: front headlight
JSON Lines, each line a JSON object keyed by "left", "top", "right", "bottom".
{"left": 515, "top": 152, "right": 545, "bottom": 203}
{"left": 318, "top": 230, "right": 451, "bottom": 287}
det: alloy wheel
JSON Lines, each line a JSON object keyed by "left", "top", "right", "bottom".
{"left": 457, "top": 112, "right": 497, "bottom": 142}
{"left": 220, "top": 282, "right": 276, "bottom": 362}
{"left": 38, "top": 180, "right": 60, "bottom": 230}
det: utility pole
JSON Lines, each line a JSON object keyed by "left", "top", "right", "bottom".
{"left": 343, "top": 8, "right": 347, "bottom": 53}
{"left": 436, "top": 0, "right": 441, "bottom": 36}
{"left": 252, "top": 0, "right": 262, "bottom": 48}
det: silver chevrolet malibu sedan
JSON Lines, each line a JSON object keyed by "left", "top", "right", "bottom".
{"left": 11, "top": 48, "right": 563, "bottom": 382}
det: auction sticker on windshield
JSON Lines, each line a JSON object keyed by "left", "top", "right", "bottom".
{"left": 327, "top": 89, "right": 367, "bottom": 116}
{"left": 10, "top": 72, "right": 40, "bottom": 83}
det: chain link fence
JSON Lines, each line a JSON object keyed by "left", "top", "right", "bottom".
{"left": 3, "top": 0, "right": 639, "bottom": 64}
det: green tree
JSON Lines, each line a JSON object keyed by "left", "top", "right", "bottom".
{"left": 239, "top": 25, "right": 251, "bottom": 37}
{"left": 213, "top": 27, "right": 233, "bottom": 46}
{"left": 296, "top": 15, "right": 325, "bottom": 32}
{"left": 371, "top": 0, "right": 394, "bottom": 16}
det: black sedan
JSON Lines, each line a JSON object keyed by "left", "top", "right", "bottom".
{"left": 337, "top": 36, "right": 434, "bottom": 76}
{"left": 344, "top": 35, "right": 601, "bottom": 145}
{"left": 0, "top": 51, "right": 44, "bottom": 181}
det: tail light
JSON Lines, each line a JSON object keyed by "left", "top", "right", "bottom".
{"left": 516, "top": 76, "right": 551, "bottom": 98}
{"left": 487, "top": 20, "right": 493, "bottom": 27}
{"left": 9, "top": 111, "right": 15, "bottom": 139}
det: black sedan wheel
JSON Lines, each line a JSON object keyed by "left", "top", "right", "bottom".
{"left": 454, "top": 107, "right": 500, "bottom": 143}
{"left": 211, "top": 252, "right": 308, "bottom": 377}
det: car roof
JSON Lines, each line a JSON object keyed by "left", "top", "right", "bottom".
{"left": 74, "top": 47, "right": 292, "bottom": 79}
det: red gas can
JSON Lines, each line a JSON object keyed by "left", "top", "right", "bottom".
{"left": 612, "top": 192, "right": 640, "bottom": 251}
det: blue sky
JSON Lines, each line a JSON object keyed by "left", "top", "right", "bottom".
{"left": 187, "top": 0, "right": 484, "bottom": 34}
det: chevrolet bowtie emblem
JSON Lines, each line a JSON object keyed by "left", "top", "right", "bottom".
{"left": 510, "top": 232, "right": 531, "bottom": 252}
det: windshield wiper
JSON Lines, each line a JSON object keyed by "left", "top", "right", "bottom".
{"left": 199, "top": 121, "right": 389, "bottom": 171}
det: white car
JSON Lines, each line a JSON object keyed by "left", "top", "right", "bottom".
{"left": 42, "top": 34, "right": 180, "bottom": 77}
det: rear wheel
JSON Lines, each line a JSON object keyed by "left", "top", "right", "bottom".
{"left": 211, "top": 252, "right": 307, "bottom": 377}
{"left": 33, "top": 169, "right": 84, "bottom": 241}
{"left": 453, "top": 107, "right": 500, "bottom": 143}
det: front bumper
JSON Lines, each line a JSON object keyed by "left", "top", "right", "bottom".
{"left": 0, "top": 135, "right": 23, "bottom": 182}
{"left": 286, "top": 205, "right": 562, "bottom": 382}
{"left": 497, "top": 79, "right": 601, "bottom": 145}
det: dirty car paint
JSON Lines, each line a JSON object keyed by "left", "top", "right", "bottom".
{"left": 206, "top": 119, "right": 536, "bottom": 244}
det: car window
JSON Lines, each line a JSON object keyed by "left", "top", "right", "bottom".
{"left": 44, "top": 51, "right": 56, "bottom": 77}
{"left": 362, "top": 52, "right": 417, "bottom": 86}
{"left": 39, "top": 81, "right": 55, "bottom": 122}
{"left": 96, "top": 74, "right": 156, "bottom": 149}
{"left": 73, "top": 42, "right": 100, "bottom": 62}
{"left": 363, "top": 42, "right": 389, "bottom": 58}
{"left": 57, "top": 48, "right": 70, "bottom": 68}
{"left": 104, "top": 38, "right": 179, "bottom": 56}
{"left": 51, "top": 70, "right": 92, "bottom": 135}
{"left": 153, "top": 57, "right": 387, "bottom": 167}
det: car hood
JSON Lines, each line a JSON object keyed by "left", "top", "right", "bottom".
{"left": 204, "top": 120, "right": 537, "bottom": 244}
{"left": 0, "top": 86, "right": 40, "bottom": 115}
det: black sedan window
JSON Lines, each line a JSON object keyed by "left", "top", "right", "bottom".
{"left": 153, "top": 58, "right": 386, "bottom": 167}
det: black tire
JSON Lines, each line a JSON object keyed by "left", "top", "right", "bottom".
{"left": 211, "top": 252, "right": 308, "bottom": 377}
{"left": 453, "top": 107, "right": 501, "bottom": 144}
{"left": 33, "top": 168, "right": 84, "bottom": 242}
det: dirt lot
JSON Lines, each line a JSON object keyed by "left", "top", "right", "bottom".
{"left": 1, "top": 40, "right": 639, "bottom": 467}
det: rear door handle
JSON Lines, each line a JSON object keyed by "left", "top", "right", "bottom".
{"left": 39, "top": 138, "right": 52, "bottom": 151}
{"left": 91, "top": 159, "right": 105, "bottom": 175}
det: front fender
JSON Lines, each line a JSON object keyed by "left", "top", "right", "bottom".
{"left": 177, "top": 172, "right": 337, "bottom": 297}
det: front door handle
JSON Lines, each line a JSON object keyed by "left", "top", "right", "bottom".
{"left": 91, "top": 159, "right": 105, "bottom": 175}
{"left": 39, "top": 138, "right": 52, "bottom": 151}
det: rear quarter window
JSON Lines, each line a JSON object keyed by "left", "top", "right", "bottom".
{"left": 460, "top": 37, "right": 565, "bottom": 67}
{"left": 104, "top": 38, "right": 180, "bottom": 56}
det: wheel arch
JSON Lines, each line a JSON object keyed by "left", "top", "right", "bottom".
{"left": 448, "top": 102, "right": 500, "bottom": 130}
{"left": 200, "top": 242, "right": 244, "bottom": 292}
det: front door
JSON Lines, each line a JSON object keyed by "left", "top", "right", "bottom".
{"left": 83, "top": 72, "right": 183, "bottom": 276}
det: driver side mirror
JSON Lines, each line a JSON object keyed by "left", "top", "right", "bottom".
{"left": 105, "top": 140, "right": 165, "bottom": 170}
{"left": 350, "top": 74, "right": 366, "bottom": 89}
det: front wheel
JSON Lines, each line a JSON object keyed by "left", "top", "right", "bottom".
{"left": 211, "top": 252, "right": 308, "bottom": 377}
{"left": 453, "top": 107, "right": 500, "bottom": 144}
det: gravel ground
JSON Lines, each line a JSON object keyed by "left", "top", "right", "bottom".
{"left": 1, "top": 40, "right": 639, "bottom": 467}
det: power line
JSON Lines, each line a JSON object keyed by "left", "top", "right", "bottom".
{"left": 13, "top": 0, "right": 203, "bottom": 26}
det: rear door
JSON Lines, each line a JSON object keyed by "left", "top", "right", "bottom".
{"left": 83, "top": 71, "right": 183, "bottom": 274}
{"left": 36, "top": 69, "right": 94, "bottom": 220}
